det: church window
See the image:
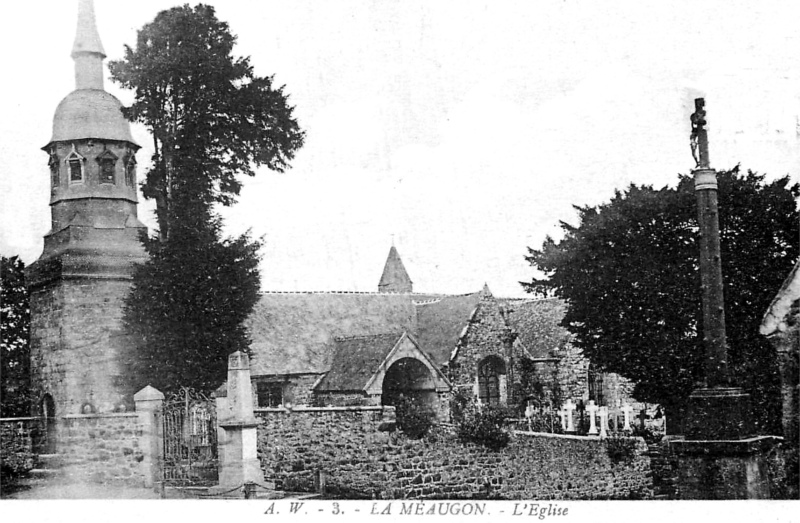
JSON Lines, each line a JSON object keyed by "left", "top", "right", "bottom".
{"left": 478, "top": 356, "right": 505, "bottom": 406}
{"left": 124, "top": 155, "right": 136, "bottom": 187}
{"left": 68, "top": 159, "right": 83, "bottom": 182}
{"left": 96, "top": 150, "right": 118, "bottom": 184}
{"left": 66, "top": 146, "right": 85, "bottom": 184}
{"left": 49, "top": 154, "right": 59, "bottom": 187}
{"left": 588, "top": 363, "right": 605, "bottom": 406}
{"left": 257, "top": 381, "right": 283, "bottom": 408}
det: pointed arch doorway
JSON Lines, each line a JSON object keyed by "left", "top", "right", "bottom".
{"left": 381, "top": 357, "right": 438, "bottom": 412}
{"left": 38, "top": 394, "right": 57, "bottom": 454}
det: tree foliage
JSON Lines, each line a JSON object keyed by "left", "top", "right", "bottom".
{"left": 123, "top": 219, "right": 261, "bottom": 393}
{"left": 109, "top": 3, "right": 304, "bottom": 240}
{"left": 111, "top": 5, "right": 304, "bottom": 393}
{"left": 1, "top": 256, "right": 31, "bottom": 417}
{"left": 524, "top": 167, "right": 799, "bottom": 433}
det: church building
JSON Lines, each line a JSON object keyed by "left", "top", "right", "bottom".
{"left": 246, "top": 246, "right": 640, "bottom": 421}
{"left": 24, "top": 0, "right": 643, "bottom": 428}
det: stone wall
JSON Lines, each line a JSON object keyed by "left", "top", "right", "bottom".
{"left": 252, "top": 373, "right": 326, "bottom": 408}
{"left": 555, "top": 344, "right": 589, "bottom": 403}
{"left": 448, "top": 298, "right": 520, "bottom": 407}
{"left": 312, "top": 391, "right": 375, "bottom": 407}
{"left": 29, "top": 278, "right": 136, "bottom": 416}
{"left": 0, "top": 418, "right": 39, "bottom": 481}
{"left": 56, "top": 413, "right": 146, "bottom": 486}
{"left": 255, "top": 407, "right": 653, "bottom": 500}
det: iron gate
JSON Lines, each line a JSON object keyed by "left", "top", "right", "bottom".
{"left": 162, "top": 387, "right": 219, "bottom": 486}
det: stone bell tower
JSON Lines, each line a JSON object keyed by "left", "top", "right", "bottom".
{"left": 27, "top": 0, "right": 147, "bottom": 416}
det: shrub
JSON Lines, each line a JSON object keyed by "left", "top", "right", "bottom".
{"left": 457, "top": 405, "right": 511, "bottom": 451}
{"left": 605, "top": 436, "right": 638, "bottom": 465}
{"left": 0, "top": 434, "right": 36, "bottom": 492}
{"left": 394, "top": 396, "right": 434, "bottom": 440}
{"left": 450, "top": 388, "right": 471, "bottom": 424}
{"left": 631, "top": 424, "right": 663, "bottom": 444}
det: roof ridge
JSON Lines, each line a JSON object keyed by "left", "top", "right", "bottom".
{"left": 258, "top": 290, "right": 467, "bottom": 297}
{"left": 500, "top": 296, "right": 563, "bottom": 303}
{"left": 333, "top": 332, "right": 404, "bottom": 342}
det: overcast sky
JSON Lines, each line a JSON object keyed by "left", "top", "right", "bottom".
{"left": 1, "top": 0, "right": 799, "bottom": 297}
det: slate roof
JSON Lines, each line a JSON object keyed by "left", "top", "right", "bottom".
{"left": 246, "top": 290, "right": 571, "bottom": 378}
{"left": 246, "top": 293, "right": 417, "bottom": 376}
{"left": 414, "top": 292, "right": 482, "bottom": 366}
{"left": 502, "top": 298, "right": 574, "bottom": 359}
{"left": 314, "top": 333, "right": 403, "bottom": 392}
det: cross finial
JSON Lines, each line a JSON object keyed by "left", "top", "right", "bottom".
{"left": 690, "top": 98, "right": 710, "bottom": 169}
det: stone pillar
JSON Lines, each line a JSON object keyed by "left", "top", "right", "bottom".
{"left": 133, "top": 385, "right": 164, "bottom": 490}
{"left": 212, "top": 351, "right": 262, "bottom": 494}
{"left": 671, "top": 437, "right": 778, "bottom": 499}
{"left": 669, "top": 98, "right": 780, "bottom": 499}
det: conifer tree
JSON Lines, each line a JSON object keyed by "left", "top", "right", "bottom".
{"left": 110, "top": 4, "right": 304, "bottom": 392}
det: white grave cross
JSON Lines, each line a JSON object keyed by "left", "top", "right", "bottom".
{"left": 586, "top": 400, "right": 599, "bottom": 435}
{"left": 563, "top": 400, "right": 577, "bottom": 433}
{"left": 621, "top": 402, "right": 633, "bottom": 432}
{"left": 558, "top": 405, "right": 568, "bottom": 432}
{"left": 525, "top": 403, "right": 535, "bottom": 431}
{"left": 598, "top": 406, "right": 609, "bottom": 438}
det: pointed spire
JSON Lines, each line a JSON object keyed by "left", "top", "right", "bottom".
{"left": 72, "top": 0, "right": 106, "bottom": 58}
{"left": 71, "top": 0, "right": 106, "bottom": 90}
{"left": 378, "top": 246, "right": 413, "bottom": 293}
{"left": 481, "top": 282, "right": 493, "bottom": 298}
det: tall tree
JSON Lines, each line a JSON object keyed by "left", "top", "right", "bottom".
{"left": 524, "top": 168, "right": 799, "bottom": 433}
{"left": 110, "top": 5, "right": 304, "bottom": 392}
{"left": 109, "top": 3, "right": 304, "bottom": 241}
{"left": 1, "top": 256, "right": 31, "bottom": 417}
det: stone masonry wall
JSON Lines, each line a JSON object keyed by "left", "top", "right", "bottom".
{"left": 256, "top": 407, "right": 653, "bottom": 500}
{"left": 448, "top": 298, "right": 520, "bottom": 406}
{"left": 555, "top": 344, "right": 589, "bottom": 403}
{"left": 312, "top": 391, "right": 375, "bottom": 407}
{"left": 29, "top": 278, "right": 136, "bottom": 417}
{"left": 0, "top": 419, "right": 39, "bottom": 480}
{"left": 56, "top": 413, "right": 146, "bottom": 486}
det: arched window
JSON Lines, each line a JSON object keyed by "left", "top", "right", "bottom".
{"left": 478, "top": 356, "right": 506, "bottom": 405}
{"left": 588, "top": 363, "right": 605, "bottom": 405}
{"left": 66, "top": 147, "right": 85, "bottom": 184}
{"left": 96, "top": 150, "right": 118, "bottom": 184}
{"left": 39, "top": 394, "right": 57, "bottom": 454}
{"left": 49, "top": 153, "right": 59, "bottom": 188}
{"left": 124, "top": 155, "right": 137, "bottom": 187}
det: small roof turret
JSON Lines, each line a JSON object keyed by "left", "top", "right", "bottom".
{"left": 378, "top": 246, "right": 413, "bottom": 294}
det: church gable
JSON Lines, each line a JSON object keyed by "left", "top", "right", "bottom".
{"left": 761, "top": 258, "right": 800, "bottom": 337}
{"left": 363, "top": 332, "right": 451, "bottom": 396}
{"left": 447, "top": 296, "right": 519, "bottom": 397}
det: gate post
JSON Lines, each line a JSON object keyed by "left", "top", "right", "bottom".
{"left": 134, "top": 385, "right": 165, "bottom": 490}
{"left": 212, "top": 351, "right": 262, "bottom": 495}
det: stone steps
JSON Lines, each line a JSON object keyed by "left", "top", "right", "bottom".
{"left": 28, "top": 453, "right": 67, "bottom": 481}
